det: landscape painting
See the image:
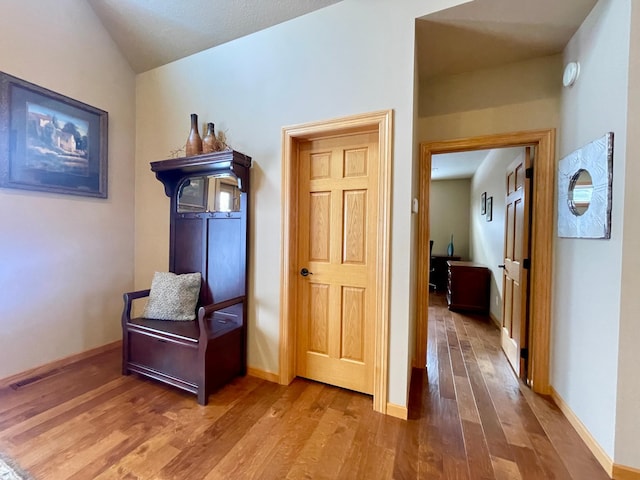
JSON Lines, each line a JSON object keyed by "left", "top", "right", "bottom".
{"left": 26, "top": 102, "right": 90, "bottom": 177}
{"left": 0, "top": 72, "right": 108, "bottom": 198}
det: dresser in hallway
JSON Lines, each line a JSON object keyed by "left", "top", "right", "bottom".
{"left": 446, "top": 260, "right": 491, "bottom": 314}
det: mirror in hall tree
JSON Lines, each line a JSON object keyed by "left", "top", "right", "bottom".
{"left": 177, "top": 174, "right": 241, "bottom": 213}
{"left": 557, "top": 132, "right": 613, "bottom": 239}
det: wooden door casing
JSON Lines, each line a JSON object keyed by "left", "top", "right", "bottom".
{"left": 281, "top": 110, "right": 393, "bottom": 416}
{"left": 501, "top": 148, "right": 532, "bottom": 379}
{"left": 296, "top": 132, "right": 378, "bottom": 395}
{"left": 418, "top": 130, "right": 555, "bottom": 395}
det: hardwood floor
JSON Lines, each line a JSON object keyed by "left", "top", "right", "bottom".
{"left": 0, "top": 292, "right": 609, "bottom": 479}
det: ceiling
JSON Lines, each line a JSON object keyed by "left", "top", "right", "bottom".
{"left": 432, "top": 147, "right": 527, "bottom": 181}
{"left": 431, "top": 150, "right": 490, "bottom": 181}
{"left": 86, "top": 0, "right": 343, "bottom": 73}
{"left": 416, "top": 0, "right": 598, "bottom": 80}
{"left": 87, "top": 0, "right": 598, "bottom": 76}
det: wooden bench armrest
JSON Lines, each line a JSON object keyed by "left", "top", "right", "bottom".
{"left": 197, "top": 296, "right": 245, "bottom": 342}
{"left": 124, "top": 289, "right": 151, "bottom": 300}
{"left": 122, "top": 289, "right": 151, "bottom": 325}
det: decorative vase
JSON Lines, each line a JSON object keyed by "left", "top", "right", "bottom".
{"left": 185, "top": 113, "right": 202, "bottom": 156}
{"left": 202, "top": 122, "right": 216, "bottom": 153}
{"left": 447, "top": 234, "right": 454, "bottom": 256}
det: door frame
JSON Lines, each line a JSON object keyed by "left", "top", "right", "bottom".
{"left": 280, "top": 110, "right": 393, "bottom": 414}
{"left": 415, "top": 129, "right": 555, "bottom": 395}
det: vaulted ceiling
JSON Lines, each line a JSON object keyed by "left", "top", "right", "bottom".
{"left": 87, "top": 0, "right": 598, "bottom": 79}
{"left": 86, "top": 0, "right": 343, "bottom": 73}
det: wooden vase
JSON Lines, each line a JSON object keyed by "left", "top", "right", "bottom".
{"left": 185, "top": 113, "right": 202, "bottom": 156}
{"left": 203, "top": 122, "right": 216, "bottom": 153}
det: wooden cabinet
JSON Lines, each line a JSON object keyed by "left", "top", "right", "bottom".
{"left": 447, "top": 261, "right": 490, "bottom": 314}
{"left": 430, "top": 255, "right": 461, "bottom": 291}
{"left": 122, "top": 150, "right": 251, "bottom": 404}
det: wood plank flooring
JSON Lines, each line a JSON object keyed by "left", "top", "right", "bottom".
{"left": 0, "top": 292, "right": 609, "bottom": 479}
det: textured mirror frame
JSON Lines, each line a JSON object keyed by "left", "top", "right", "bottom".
{"left": 557, "top": 132, "right": 613, "bottom": 238}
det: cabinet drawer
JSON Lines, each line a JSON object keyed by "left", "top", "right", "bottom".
{"left": 128, "top": 331, "right": 198, "bottom": 384}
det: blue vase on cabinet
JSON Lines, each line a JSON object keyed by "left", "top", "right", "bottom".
{"left": 447, "top": 234, "right": 454, "bottom": 256}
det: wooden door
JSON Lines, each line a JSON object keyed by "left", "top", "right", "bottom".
{"left": 501, "top": 148, "right": 532, "bottom": 379}
{"left": 296, "top": 131, "right": 378, "bottom": 394}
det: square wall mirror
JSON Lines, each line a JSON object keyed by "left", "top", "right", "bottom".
{"left": 557, "top": 132, "right": 613, "bottom": 239}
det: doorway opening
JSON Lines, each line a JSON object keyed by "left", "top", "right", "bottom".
{"left": 415, "top": 129, "right": 555, "bottom": 394}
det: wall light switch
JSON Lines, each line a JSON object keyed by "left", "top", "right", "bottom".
{"left": 412, "top": 198, "right": 419, "bottom": 213}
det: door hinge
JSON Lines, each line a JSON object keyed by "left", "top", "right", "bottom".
{"left": 525, "top": 167, "right": 534, "bottom": 179}
{"left": 523, "top": 258, "right": 531, "bottom": 269}
{"left": 520, "top": 347, "right": 529, "bottom": 359}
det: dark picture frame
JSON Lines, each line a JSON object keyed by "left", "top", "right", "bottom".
{"left": 486, "top": 196, "right": 493, "bottom": 222}
{"left": 0, "top": 72, "right": 108, "bottom": 198}
{"left": 481, "top": 192, "right": 487, "bottom": 215}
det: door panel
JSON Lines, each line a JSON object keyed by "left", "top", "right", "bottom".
{"left": 308, "top": 283, "right": 329, "bottom": 354}
{"left": 501, "top": 148, "right": 532, "bottom": 379}
{"left": 309, "top": 192, "right": 331, "bottom": 261}
{"left": 343, "top": 190, "right": 367, "bottom": 264}
{"left": 341, "top": 286, "right": 365, "bottom": 361}
{"left": 296, "top": 132, "right": 378, "bottom": 394}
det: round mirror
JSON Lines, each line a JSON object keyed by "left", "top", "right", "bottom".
{"left": 568, "top": 168, "right": 593, "bottom": 216}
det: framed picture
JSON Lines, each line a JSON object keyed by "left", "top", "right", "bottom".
{"left": 0, "top": 72, "right": 108, "bottom": 198}
{"left": 486, "top": 196, "right": 493, "bottom": 222}
{"left": 481, "top": 192, "right": 487, "bottom": 215}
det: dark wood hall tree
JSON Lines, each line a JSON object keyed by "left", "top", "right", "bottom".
{"left": 121, "top": 150, "right": 251, "bottom": 404}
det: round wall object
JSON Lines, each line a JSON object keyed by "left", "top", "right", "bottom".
{"left": 563, "top": 61, "right": 580, "bottom": 87}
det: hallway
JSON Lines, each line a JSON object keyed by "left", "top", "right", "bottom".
{"left": 410, "top": 291, "right": 609, "bottom": 479}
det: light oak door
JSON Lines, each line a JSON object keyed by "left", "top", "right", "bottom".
{"left": 296, "top": 131, "right": 378, "bottom": 394}
{"left": 501, "top": 148, "right": 532, "bottom": 379}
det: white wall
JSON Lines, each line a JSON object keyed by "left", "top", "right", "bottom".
{"left": 134, "top": 0, "right": 468, "bottom": 408}
{"left": 554, "top": 0, "right": 629, "bottom": 461}
{"left": 417, "top": 55, "right": 561, "bottom": 142}
{"left": 0, "top": 1, "right": 136, "bottom": 378}
{"left": 419, "top": 55, "right": 562, "bottom": 117}
{"left": 430, "top": 179, "right": 471, "bottom": 259}
{"left": 469, "top": 147, "right": 524, "bottom": 322}
{"left": 615, "top": 0, "right": 640, "bottom": 469}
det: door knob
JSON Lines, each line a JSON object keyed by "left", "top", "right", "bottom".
{"left": 498, "top": 264, "right": 506, "bottom": 269}
{"left": 300, "top": 268, "right": 313, "bottom": 277}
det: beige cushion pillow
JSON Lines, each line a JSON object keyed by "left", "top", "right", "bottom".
{"left": 143, "top": 272, "right": 201, "bottom": 321}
